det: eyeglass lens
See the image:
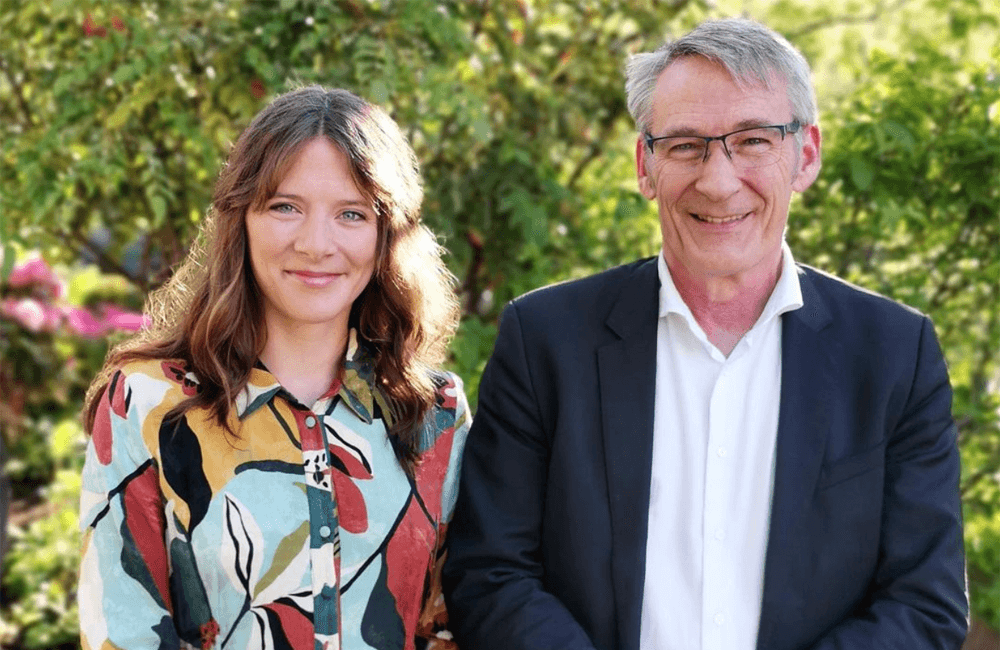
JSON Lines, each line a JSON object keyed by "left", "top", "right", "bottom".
{"left": 650, "top": 126, "right": 788, "bottom": 173}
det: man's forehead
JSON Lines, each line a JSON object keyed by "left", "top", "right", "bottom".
{"left": 649, "top": 57, "right": 791, "bottom": 132}
{"left": 663, "top": 54, "right": 782, "bottom": 90}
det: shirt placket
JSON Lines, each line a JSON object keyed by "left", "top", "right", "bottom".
{"left": 295, "top": 402, "right": 342, "bottom": 650}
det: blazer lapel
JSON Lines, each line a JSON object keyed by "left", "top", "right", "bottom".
{"left": 597, "top": 258, "right": 659, "bottom": 650}
{"left": 757, "top": 266, "right": 838, "bottom": 650}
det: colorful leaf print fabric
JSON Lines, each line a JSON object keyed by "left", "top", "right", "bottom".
{"left": 79, "top": 332, "right": 471, "bottom": 650}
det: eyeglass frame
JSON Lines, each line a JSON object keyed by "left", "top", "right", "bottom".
{"left": 643, "top": 120, "right": 802, "bottom": 167}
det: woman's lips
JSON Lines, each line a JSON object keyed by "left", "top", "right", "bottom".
{"left": 286, "top": 270, "right": 341, "bottom": 287}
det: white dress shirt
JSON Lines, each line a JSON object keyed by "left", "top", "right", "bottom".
{"left": 639, "top": 242, "right": 804, "bottom": 650}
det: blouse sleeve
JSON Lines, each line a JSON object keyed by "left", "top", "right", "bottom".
{"left": 79, "top": 370, "right": 181, "bottom": 650}
{"left": 438, "top": 371, "right": 472, "bottom": 525}
{"left": 415, "top": 370, "right": 472, "bottom": 649}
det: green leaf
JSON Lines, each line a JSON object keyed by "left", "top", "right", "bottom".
{"left": 881, "top": 121, "right": 916, "bottom": 152}
{"left": 106, "top": 102, "right": 132, "bottom": 130}
{"left": 0, "top": 243, "right": 15, "bottom": 282}
{"left": 470, "top": 112, "right": 492, "bottom": 144}
{"left": 149, "top": 194, "right": 168, "bottom": 226}
{"left": 849, "top": 156, "right": 874, "bottom": 191}
{"left": 112, "top": 62, "right": 136, "bottom": 85}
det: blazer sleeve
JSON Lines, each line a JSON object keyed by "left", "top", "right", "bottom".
{"left": 809, "top": 316, "right": 968, "bottom": 649}
{"left": 443, "top": 303, "right": 599, "bottom": 650}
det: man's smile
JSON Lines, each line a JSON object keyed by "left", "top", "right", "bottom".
{"left": 690, "top": 211, "right": 752, "bottom": 224}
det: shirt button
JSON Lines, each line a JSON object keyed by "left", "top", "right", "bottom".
{"left": 714, "top": 613, "right": 725, "bottom": 626}
{"left": 717, "top": 447, "right": 727, "bottom": 457}
{"left": 714, "top": 528, "right": 725, "bottom": 541}
{"left": 319, "top": 525, "right": 332, "bottom": 538}
{"left": 305, "top": 416, "right": 317, "bottom": 428}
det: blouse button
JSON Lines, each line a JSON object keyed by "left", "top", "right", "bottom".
{"left": 305, "top": 416, "right": 317, "bottom": 428}
{"left": 319, "top": 525, "right": 332, "bottom": 538}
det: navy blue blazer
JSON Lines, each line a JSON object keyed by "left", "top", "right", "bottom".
{"left": 443, "top": 257, "right": 967, "bottom": 650}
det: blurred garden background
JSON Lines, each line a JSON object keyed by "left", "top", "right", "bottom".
{"left": 1, "top": 0, "right": 998, "bottom": 647}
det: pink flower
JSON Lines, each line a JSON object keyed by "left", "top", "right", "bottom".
{"left": 7, "top": 256, "right": 65, "bottom": 299}
{"left": 101, "top": 304, "right": 149, "bottom": 332}
{"left": 41, "top": 303, "right": 63, "bottom": 331}
{"left": 83, "top": 14, "right": 107, "bottom": 37}
{"left": 64, "top": 306, "right": 108, "bottom": 338}
{"left": 2, "top": 298, "right": 49, "bottom": 332}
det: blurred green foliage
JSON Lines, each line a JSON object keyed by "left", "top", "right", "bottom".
{"left": 1, "top": 0, "right": 998, "bottom": 647}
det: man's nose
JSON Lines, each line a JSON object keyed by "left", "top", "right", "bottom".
{"left": 693, "top": 141, "right": 742, "bottom": 199}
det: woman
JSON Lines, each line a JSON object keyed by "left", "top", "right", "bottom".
{"left": 79, "top": 87, "right": 469, "bottom": 650}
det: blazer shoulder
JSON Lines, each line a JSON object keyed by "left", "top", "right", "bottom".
{"left": 795, "top": 263, "right": 936, "bottom": 357}
{"left": 797, "top": 263, "right": 928, "bottom": 323}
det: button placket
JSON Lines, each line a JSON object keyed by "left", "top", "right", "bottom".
{"left": 297, "top": 405, "right": 342, "bottom": 646}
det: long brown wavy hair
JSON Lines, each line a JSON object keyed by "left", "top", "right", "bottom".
{"left": 84, "top": 86, "right": 460, "bottom": 461}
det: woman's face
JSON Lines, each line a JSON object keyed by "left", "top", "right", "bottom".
{"left": 245, "top": 137, "right": 378, "bottom": 339}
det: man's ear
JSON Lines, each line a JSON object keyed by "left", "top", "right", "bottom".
{"left": 791, "top": 123, "right": 822, "bottom": 192}
{"left": 636, "top": 137, "right": 656, "bottom": 199}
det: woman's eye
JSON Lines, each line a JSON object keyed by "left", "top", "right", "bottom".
{"left": 341, "top": 210, "right": 367, "bottom": 222}
{"left": 269, "top": 203, "right": 297, "bottom": 215}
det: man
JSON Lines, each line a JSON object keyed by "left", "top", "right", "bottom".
{"left": 442, "top": 17, "right": 968, "bottom": 650}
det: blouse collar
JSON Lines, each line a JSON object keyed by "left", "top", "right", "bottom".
{"left": 236, "top": 329, "right": 378, "bottom": 424}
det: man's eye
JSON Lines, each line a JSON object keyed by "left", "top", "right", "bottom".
{"left": 341, "top": 210, "right": 367, "bottom": 222}
{"left": 664, "top": 140, "right": 704, "bottom": 158}
{"left": 733, "top": 130, "right": 778, "bottom": 148}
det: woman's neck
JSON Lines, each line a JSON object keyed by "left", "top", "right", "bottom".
{"left": 257, "top": 318, "right": 349, "bottom": 407}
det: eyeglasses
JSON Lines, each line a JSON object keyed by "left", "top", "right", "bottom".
{"left": 644, "top": 120, "right": 801, "bottom": 174}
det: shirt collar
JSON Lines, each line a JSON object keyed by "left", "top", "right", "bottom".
{"left": 236, "top": 328, "right": 378, "bottom": 423}
{"left": 657, "top": 241, "right": 804, "bottom": 326}
{"left": 759, "top": 242, "right": 804, "bottom": 323}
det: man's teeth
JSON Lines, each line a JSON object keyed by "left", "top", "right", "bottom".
{"left": 692, "top": 212, "right": 748, "bottom": 223}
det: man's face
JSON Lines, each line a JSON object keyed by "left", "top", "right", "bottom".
{"left": 636, "top": 56, "right": 821, "bottom": 282}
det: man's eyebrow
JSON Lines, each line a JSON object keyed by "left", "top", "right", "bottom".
{"left": 731, "top": 118, "right": 776, "bottom": 130}
{"left": 657, "top": 126, "right": 704, "bottom": 137}
{"left": 656, "top": 118, "right": 776, "bottom": 137}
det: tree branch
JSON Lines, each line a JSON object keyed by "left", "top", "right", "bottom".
{"left": 461, "top": 230, "right": 485, "bottom": 316}
{"left": 64, "top": 229, "right": 146, "bottom": 291}
{"left": 567, "top": 101, "right": 628, "bottom": 191}
{"left": 784, "top": 0, "right": 912, "bottom": 39}
{"left": 962, "top": 457, "right": 1000, "bottom": 499}
{"left": 0, "top": 55, "right": 34, "bottom": 126}
{"left": 836, "top": 199, "right": 866, "bottom": 278}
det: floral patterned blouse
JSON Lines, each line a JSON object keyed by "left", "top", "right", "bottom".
{"left": 79, "top": 332, "right": 470, "bottom": 650}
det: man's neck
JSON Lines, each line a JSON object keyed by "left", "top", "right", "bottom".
{"left": 667, "top": 253, "right": 783, "bottom": 357}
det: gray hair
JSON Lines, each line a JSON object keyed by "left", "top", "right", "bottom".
{"left": 625, "top": 18, "right": 817, "bottom": 136}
